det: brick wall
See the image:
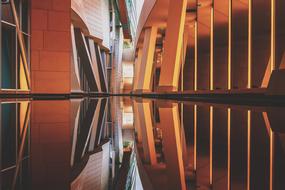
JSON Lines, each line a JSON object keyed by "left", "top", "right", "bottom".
{"left": 31, "top": 100, "right": 71, "bottom": 189}
{"left": 31, "top": 0, "right": 71, "bottom": 94}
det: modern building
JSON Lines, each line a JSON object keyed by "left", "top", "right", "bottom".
{"left": 133, "top": 0, "right": 285, "bottom": 96}
{"left": 2, "top": 0, "right": 285, "bottom": 190}
{"left": 0, "top": 0, "right": 142, "bottom": 95}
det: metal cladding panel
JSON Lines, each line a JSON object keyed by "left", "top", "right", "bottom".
{"left": 72, "top": 0, "right": 110, "bottom": 49}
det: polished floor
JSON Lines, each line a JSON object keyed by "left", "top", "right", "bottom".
{"left": 1, "top": 97, "right": 285, "bottom": 190}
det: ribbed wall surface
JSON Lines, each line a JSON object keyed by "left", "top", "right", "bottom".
{"left": 71, "top": 0, "right": 110, "bottom": 49}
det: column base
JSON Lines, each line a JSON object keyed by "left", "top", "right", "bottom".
{"left": 132, "top": 89, "right": 152, "bottom": 94}
{"left": 156, "top": 86, "right": 178, "bottom": 93}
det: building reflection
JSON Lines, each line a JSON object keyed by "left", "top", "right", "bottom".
{"left": 1, "top": 100, "right": 30, "bottom": 190}
{"left": 132, "top": 98, "right": 285, "bottom": 190}
{"left": 0, "top": 98, "right": 112, "bottom": 190}
{"left": 1, "top": 98, "right": 285, "bottom": 190}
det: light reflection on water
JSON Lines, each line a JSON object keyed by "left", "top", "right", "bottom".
{"left": 0, "top": 97, "right": 285, "bottom": 190}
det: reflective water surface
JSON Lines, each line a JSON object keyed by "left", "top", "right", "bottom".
{"left": 1, "top": 97, "right": 285, "bottom": 190}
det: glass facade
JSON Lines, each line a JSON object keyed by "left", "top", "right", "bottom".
{"left": 1, "top": 101, "right": 30, "bottom": 190}
{"left": 71, "top": 26, "right": 109, "bottom": 93}
{"left": 1, "top": 0, "right": 30, "bottom": 91}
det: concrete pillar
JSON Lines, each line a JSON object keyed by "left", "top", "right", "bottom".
{"left": 158, "top": 0, "right": 187, "bottom": 92}
{"left": 158, "top": 103, "right": 186, "bottom": 190}
{"left": 136, "top": 27, "right": 157, "bottom": 93}
{"left": 132, "top": 100, "right": 142, "bottom": 143}
{"left": 137, "top": 100, "right": 157, "bottom": 165}
{"left": 133, "top": 49, "right": 143, "bottom": 91}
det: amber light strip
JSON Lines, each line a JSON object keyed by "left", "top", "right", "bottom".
{"left": 271, "top": 0, "right": 276, "bottom": 71}
{"left": 228, "top": 0, "right": 232, "bottom": 90}
{"left": 248, "top": 0, "right": 252, "bottom": 89}
{"left": 210, "top": 6, "right": 214, "bottom": 91}
{"left": 227, "top": 108, "right": 231, "bottom": 190}
{"left": 247, "top": 110, "right": 251, "bottom": 190}
{"left": 194, "top": 105, "right": 197, "bottom": 171}
{"left": 270, "top": 129, "right": 274, "bottom": 190}
{"left": 194, "top": 21, "right": 198, "bottom": 91}
{"left": 10, "top": 0, "right": 31, "bottom": 89}
{"left": 210, "top": 106, "right": 213, "bottom": 185}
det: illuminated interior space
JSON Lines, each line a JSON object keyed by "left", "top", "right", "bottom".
{"left": 1, "top": 0, "right": 285, "bottom": 190}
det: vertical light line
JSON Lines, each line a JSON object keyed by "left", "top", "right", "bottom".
{"left": 248, "top": 0, "right": 252, "bottom": 89}
{"left": 195, "top": 21, "right": 198, "bottom": 91}
{"left": 228, "top": 0, "right": 232, "bottom": 90}
{"left": 227, "top": 108, "right": 231, "bottom": 190}
{"left": 210, "top": 6, "right": 214, "bottom": 91}
{"left": 181, "top": 34, "right": 185, "bottom": 92}
{"left": 271, "top": 0, "right": 276, "bottom": 71}
{"left": 210, "top": 106, "right": 213, "bottom": 185}
{"left": 270, "top": 129, "right": 274, "bottom": 190}
{"left": 247, "top": 110, "right": 251, "bottom": 190}
{"left": 194, "top": 105, "right": 197, "bottom": 171}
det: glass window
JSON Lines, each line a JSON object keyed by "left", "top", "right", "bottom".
{"left": 1, "top": 103, "right": 17, "bottom": 169}
{"left": 21, "top": 0, "right": 29, "bottom": 33}
{"left": 1, "top": 1, "right": 15, "bottom": 24}
{"left": 2, "top": 23, "right": 17, "bottom": 89}
{"left": 1, "top": 0, "right": 30, "bottom": 90}
{"left": 17, "top": 34, "right": 29, "bottom": 90}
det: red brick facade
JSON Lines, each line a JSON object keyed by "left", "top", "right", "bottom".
{"left": 31, "top": 0, "right": 71, "bottom": 94}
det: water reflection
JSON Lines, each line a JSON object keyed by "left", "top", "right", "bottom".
{"left": 0, "top": 97, "right": 285, "bottom": 190}
{"left": 132, "top": 99, "right": 285, "bottom": 190}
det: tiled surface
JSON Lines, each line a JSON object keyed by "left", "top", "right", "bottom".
{"left": 31, "top": 0, "right": 71, "bottom": 94}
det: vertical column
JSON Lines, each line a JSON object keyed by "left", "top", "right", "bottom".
{"left": 227, "top": 108, "right": 231, "bottom": 190}
{"left": 271, "top": 0, "right": 275, "bottom": 71}
{"left": 213, "top": 0, "right": 230, "bottom": 90}
{"left": 132, "top": 101, "right": 142, "bottom": 143}
{"left": 137, "top": 100, "right": 157, "bottom": 165}
{"left": 180, "top": 26, "right": 190, "bottom": 91}
{"left": 231, "top": 0, "right": 249, "bottom": 89}
{"left": 210, "top": 3, "right": 214, "bottom": 91}
{"left": 197, "top": 5, "right": 211, "bottom": 91}
{"left": 247, "top": 110, "right": 251, "bottom": 190}
{"left": 158, "top": 0, "right": 187, "bottom": 92}
{"left": 251, "top": 0, "right": 271, "bottom": 88}
{"left": 267, "top": 0, "right": 285, "bottom": 95}
{"left": 194, "top": 21, "right": 198, "bottom": 91}
{"left": 31, "top": 0, "right": 71, "bottom": 94}
{"left": 228, "top": 0, "right": 232, "bottom": 90}
{"left": 133, "top": 49, "right": 143, "bottom": 91}
{"left": 248, "top": 0, "right": 252, "bottom": 89}
{"left": 273, "top": 0, "right": 285, "bottom": 69}
{"left": 158, "top": 103, "right": 186, "bottom": 190}
{"left": 183, "top": 25, "right": 195, "bottom": 91}
{"left": 136, "top": 27, "right": 157, "bottom": 93}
